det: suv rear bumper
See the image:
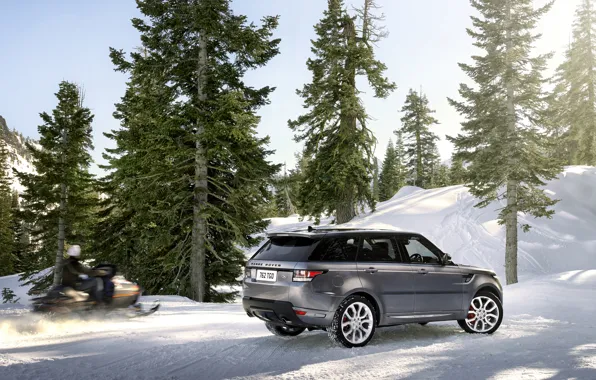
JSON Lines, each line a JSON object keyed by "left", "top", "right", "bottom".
{"left": 243, "top": 297, "right": 309, "bottom": 327}
{"left": 243, "top": 296, "right": 332, "bottom": 328}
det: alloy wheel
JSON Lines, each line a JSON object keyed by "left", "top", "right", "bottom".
{"left": 341, "top": 301, "right": 374, "bottom": 345}
{"left": 465, "top": 295, "right": 500, "bottom": 333}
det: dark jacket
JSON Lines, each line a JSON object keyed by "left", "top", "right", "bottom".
{"left": 61, "top": 257, "right": 99, "bottom": 288}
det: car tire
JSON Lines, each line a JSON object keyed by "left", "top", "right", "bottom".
{"left": 328, "top": 295, "right": 377, "bottom": 348}
{"left": 265, "top": 322, "right": 306, "bottom": 337}
{"left": 458, "top": 291, "right": 503, "bottom": 334}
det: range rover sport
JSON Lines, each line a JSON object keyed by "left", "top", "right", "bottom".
{"left": 242, "top": 227, "right": 503, "bottom": 348}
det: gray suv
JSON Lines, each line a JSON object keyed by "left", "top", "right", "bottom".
{"left": 242, "top": 227, "right": 503, "bottom": 348}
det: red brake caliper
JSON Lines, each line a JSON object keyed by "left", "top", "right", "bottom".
{"left": 467, "top": 305, "right": 475, "bottom": 321}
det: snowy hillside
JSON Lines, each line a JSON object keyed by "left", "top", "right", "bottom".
{"left": 1, "top": 115, "right": 36, "bottom": 192}
{"left": 261, "top": 166, "right": 596, "bottom": 280}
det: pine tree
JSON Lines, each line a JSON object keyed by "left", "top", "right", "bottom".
{"left": 399, "top": 89, "right": 440, "bottom": 188}
{"left": 544, "top": 74, "right": 574, "bottom": 164}
{"left": 104, "top": 0, "right": 280, "bottom": 302}
{"left": 0, "top": 141, "right": 14, "bottom": 276}
{"left": 10, "top": 190, "right": 30, "bottom": 274}
{"left": 448, "top": 0, "right": 561, "bottom": 285}
{"left": 393, "top": 130, "right": 408, "bottom": 188}
{"left": 16, "top": 81, "right": 96, "bottom": 287}
{"left": 372, "top": 157, "right": 380, "bottom": 201}
{"left": 549, "top": 0, "right": 596, "bottom": 164}
{"left": 287, "top": 151, "right": 309, "bottom": 214}
{"left": 273, "top": 164, "right": 296, "bottom": 217}
{"left": 431, "top": 164, "right": 451, "bottom": 188}
{"left": 378, "top": 141, "right": 401, "bottom": 201}
{"left": 289, "top": 0, "right": 396, "bottom": 224}
{"left": 425, "top": 144, "right": 442, "bottom": 188}
{"left": 449, "top": 157, "right": 467, "bottom": 185}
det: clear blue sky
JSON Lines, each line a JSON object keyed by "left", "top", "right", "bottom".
{"left": 0, "top": 0, "right": 579, "bottom": 174}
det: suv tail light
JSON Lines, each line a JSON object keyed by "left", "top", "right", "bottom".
{"left": 293, "top": 270, "right": 326, "bottom": 282}
{"left": 244, "top": 268, "right": 257, "bottom": 279}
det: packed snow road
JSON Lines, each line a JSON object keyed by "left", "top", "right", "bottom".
{"left": 2, "top": 271, "right": 596, "bottom": 380}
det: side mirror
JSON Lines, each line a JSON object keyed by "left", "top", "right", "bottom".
{"left": 442, "top": 253, "right": 453, "bottom": 265}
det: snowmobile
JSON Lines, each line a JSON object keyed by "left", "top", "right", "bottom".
{"left": 31, "top": 264, "right": 160, "bottom": 318}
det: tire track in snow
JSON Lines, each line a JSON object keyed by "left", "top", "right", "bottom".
{"left": 165, "top": 343, "right": 240, "bottom": 376}
{"left": 91, "top": 351, "right": 144, "bottom": 371}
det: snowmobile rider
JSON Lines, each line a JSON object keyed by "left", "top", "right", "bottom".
{"left": 61, "top": 245, "right": 108, "bottom": 304}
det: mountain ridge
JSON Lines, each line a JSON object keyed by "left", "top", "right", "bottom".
{"left": 0, "top": 115, "right": 36, "bottom": 192}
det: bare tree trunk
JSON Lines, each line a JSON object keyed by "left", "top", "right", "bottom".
{"left": 415, "top": 128, "right": 422, "bottom": 187}
{"left": 587, "top": 0, "right": 596, "bottom": 165}
{"left": 361, "top": 0, "right": 370, "bottom": 41}
{"left": 336, "top": 189, "right": 356, "bottom": 224}
{"left": 191, "top": 30, "right": 208, "bottom": 302}
{"left": 505, "top": 0, "right": 518, "bottom": 285}
{"left": 283, "top": 163, "right": 296, "bottom": 215}
{"left": 53, "top": 130, "right": 67, "bottom": 286}
{"left": 334, "top": 16, "right": 358, "bottom": 225}
{"left": 505, "top": 181, "right": 518, "bottom": 285}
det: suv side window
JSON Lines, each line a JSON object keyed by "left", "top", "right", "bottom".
{"left": 308, "top": 237, "right": 359, "bottom": 262}
{"left": 399, "top": 236, "right": 442, "bottom": 265}
{"left": 358, "top": 237, "right": 401, "bottom": 262}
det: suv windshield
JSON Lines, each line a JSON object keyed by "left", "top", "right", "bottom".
{"left": 251, "top": 236, "right": 317, "bottom": 262}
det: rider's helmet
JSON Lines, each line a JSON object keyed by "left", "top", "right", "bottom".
{"left": 67, "top": 245, "right": 81, "bottom": 258}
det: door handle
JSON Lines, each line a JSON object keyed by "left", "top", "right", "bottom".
{"left": 365, "top": 267, "right": 378, "bottom": 274}
{"left": 417, "top": 268, "right": 429, "bottom": 275}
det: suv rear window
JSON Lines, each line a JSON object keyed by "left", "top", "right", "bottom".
{"left": 251, "top": 237, "right": 317, "bottom": 262}
{"left": 308, "top": 237, "right": 359, "bottom": 262}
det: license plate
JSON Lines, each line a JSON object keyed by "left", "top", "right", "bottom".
{"left": 256, "top": 270, "right": 277, "bottom": 282}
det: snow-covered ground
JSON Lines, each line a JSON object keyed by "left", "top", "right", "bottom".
{"left": 1, "top": 271, "right": 596, "bottom": 379}
{"left": 2, "top": 166, "right": 596, "bottom": 379}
